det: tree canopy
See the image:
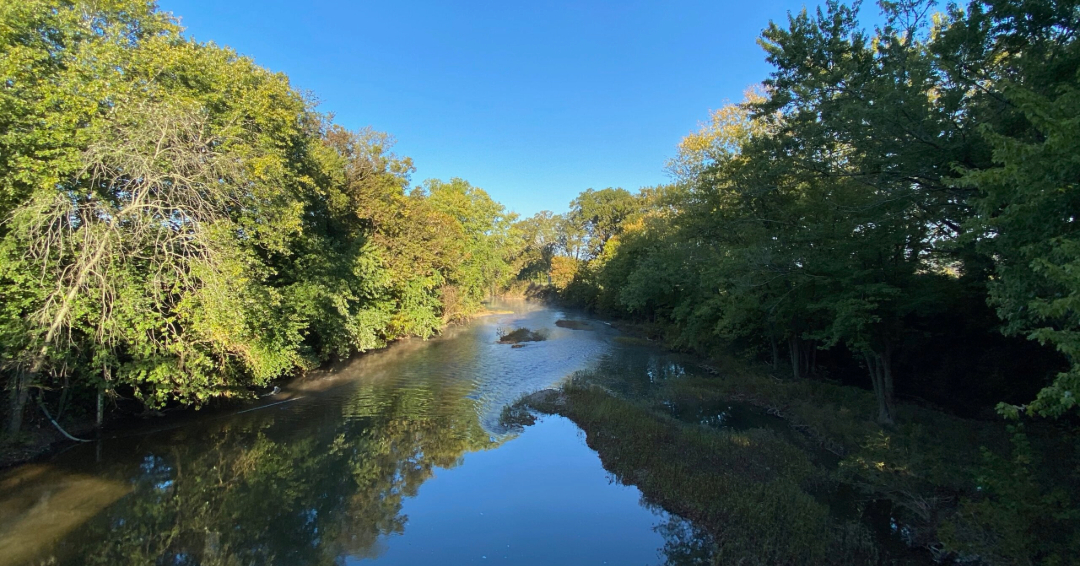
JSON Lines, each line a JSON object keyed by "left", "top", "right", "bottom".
{"left": 538, "top": 0, "right": 1078, "bottom": 429}
{"left": 0, "top": 0, "right": 522, "bottom": 437}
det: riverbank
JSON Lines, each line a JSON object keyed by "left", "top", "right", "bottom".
{"left": 506, "top": 316, "right": 1080, "bottom": 565}
{"left": 0, "top": 306, "right": 519, "bottom": 471}
{"left": 0, "top": 420, "right": 95, "bottom": 470}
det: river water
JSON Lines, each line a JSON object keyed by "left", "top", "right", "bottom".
{"left": 0, "top": 301, "right": 926, "bottom": 565}
{"left": 0, "top": 302, "right": 715, "bottom": 566}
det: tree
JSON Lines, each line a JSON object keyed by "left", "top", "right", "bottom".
{"left": 513, "top": 211, "right": 561, "bottom": 283}
{"left": 567, "top": 187, "right": 639, "bottom": 259}
{"left": 0, "top": 0, "right": 523, "bottom": 436}
{"left": 425, "top": 178, "right": 517, "bottom": 315}
{"left": 938, "top": 0, "right": 1080, "bottom": 418}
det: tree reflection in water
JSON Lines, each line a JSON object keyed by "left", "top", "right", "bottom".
{"left": 44, "top": 374, "right": 500, "bottom": 566}
{"left": 7, "top": 310, "right": 757, "bottom": 566}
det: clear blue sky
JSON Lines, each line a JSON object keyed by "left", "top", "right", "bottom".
{"left": 159, "top": 0, "right": 852, "bottom": 217}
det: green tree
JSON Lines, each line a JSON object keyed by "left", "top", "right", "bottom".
{"left": 425, "top": 178, "right": 517, "bottom": 315}
{"left": 513, "top": 210, "right": 561, "bottom": 283}
{"left": 567, "top": 187, "right": 639, "bottom": 259}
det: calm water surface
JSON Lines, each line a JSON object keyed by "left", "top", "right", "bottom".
{"left": 0, "top": 302, "right": 713, "bottom": 566}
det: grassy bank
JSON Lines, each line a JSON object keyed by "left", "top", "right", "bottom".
{"left": 512, "top": 386, "right": 883, "bottom": 565}
{"left": 507, "top": 333, "right": 1080, "bottom": 565}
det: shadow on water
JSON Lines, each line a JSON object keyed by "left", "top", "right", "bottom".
{"left": 2, "top": 370, "right": 498, "bottom": 566}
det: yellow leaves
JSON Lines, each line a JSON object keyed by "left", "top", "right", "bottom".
{"left": 730, "top": 433, "right": 754, "bottom": 447}
{"left": 550, "top": 255, "right": 580, "bottom": 289}
{"left": 667, "top": 85, "right": 774, "bottom": 180}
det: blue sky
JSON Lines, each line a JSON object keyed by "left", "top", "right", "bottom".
{"left": 159, "top": 0, "right": 850, "bottom": 217}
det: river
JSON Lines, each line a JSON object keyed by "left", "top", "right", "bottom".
{"left": 0, "top": 301, "right": 922, "bottom": 565}
{"left": 0, "top": 302, "right": 711, "bottom": 566}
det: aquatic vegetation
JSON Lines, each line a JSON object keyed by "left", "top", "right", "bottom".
{"left": 514, "top": 352, "right": 1080, "bottom": 565}
{"left": 515, "top": 385, "right": 884, "bottom": 565}
{"left": 498, "top": 403, "right": 538, "bottom": 432}
{"left": 496, "top": 327, "right": 548, "bottom": 344}
{"left": 612, "top": 335, "right": 656, "bottom": 347}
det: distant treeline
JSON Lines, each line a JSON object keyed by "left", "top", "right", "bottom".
{"left": 1, "top": 1, "right": 523, "bottom": 436}
{"left": 516, "top": 0, "right": 1079, "bottom": 425}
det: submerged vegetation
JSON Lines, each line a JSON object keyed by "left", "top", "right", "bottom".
{"left": 514, "top": 384, "right": 883, "bottom": 565}
{"left": 513, "top": 354, "right": 1078, "bottom": 565}
{"left": 496, "top": 327, "right": 548, "bottom": 344}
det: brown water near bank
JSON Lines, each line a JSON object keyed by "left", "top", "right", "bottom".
{"left": 0, "top": 303, "right": 680, "bottom": 566}
{"left": 0, "top": 465, "right": 129, "bottom": 566}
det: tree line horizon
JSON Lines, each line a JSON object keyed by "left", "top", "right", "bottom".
{"left": 516, "top": 0, "right": 1079, "bottom": 429}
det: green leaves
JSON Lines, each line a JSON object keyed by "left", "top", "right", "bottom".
{"left": 965, "top": 80, "right": 1080, "bottom": 417}
{"left": 425, "top": 177, "right": 518, "bottom": 314}
{"left": 548, "top": 0, "right": 1077, "bottom": 426}
{"left": 0, "top": 0, "right": 520, "bottom": 424}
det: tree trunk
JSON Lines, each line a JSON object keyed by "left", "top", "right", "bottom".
{"left": 789, "top": 335, "right": 818, "bottom": 379}
{"left": 880, "top": 346, "right": 896, "bottom": 425}
{"left": 770, "top": 335, "right": 779, "bottom": 371}
{"left": 864, "top": 350, "right": 895, "bottom": 426}
{"left": 57, "top": 374, "right": 70, "bottom": 420}
{"left": 788, "top": 335, "right": 801, "bottom": 380}
{"left": 6, "top": 369, "right": 30, "bottom": 438}
{"left": 97, "top": 364, "right": 111, "bottom": 428}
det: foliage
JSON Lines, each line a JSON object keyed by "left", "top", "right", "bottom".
{"left": 512, "top": 1, "right": 1080, "bottom": 560}
{"left": 538, "top": 0, "right": 1075, "bottom": 427}
{"left": 0, "top": 0, "right": 518, "bottom": 436}
{"left": 424, "top": 178, "right": 518, "bottom": 317}
{"left": 566, "top": 187, "right": 639, "bottom": 259}
{"left": 940, "top": 424, "right": 1080, "bottom": 566}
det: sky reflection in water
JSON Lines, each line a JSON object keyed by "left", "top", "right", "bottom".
{"left": 0, "top": 303, "right": 694, "bottom": 566}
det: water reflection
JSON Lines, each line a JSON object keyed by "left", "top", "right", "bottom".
{"left": 0, "top": 465, "right": 129, "bottom": 565}
{"left": 535, "top": 339, "right": 928, "bottom": 565}
{"left": 34, "top": 370, "right": 498, "bottom": 566}
{"left": 0, "top": 303, "right": 918, "bottom": 565}
{"left": 0, "top": 304, "right": 672, "bottom": 566}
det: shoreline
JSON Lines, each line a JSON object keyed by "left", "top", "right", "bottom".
{"left": 0, "top": 303, "right": 517, "bottom": 472}
{"left": 504, "top": 310, "right": 1053, "bottom": 563}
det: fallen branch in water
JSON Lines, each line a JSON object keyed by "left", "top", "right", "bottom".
{"left": 35, "top": 393, "right": 92, "bottom": 443}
